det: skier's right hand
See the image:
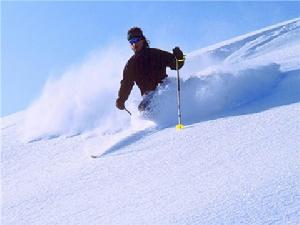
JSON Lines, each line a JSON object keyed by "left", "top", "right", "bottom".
{"left": 116, "top": 98, "right": 125, "bottom": 110}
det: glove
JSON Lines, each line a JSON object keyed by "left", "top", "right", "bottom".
{"left": 116, "top": 98, "right": 125, "bottom": 110}
{"left": 173, "top": 47, "right": 184, "bottom": 60}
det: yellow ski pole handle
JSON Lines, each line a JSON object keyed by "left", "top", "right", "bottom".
{"left": 176, "top": 55, "right": 186, "bottom": 62}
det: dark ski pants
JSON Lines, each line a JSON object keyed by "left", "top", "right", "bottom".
{"left": 138, "top": 91, "right": 155, "bottom": 112}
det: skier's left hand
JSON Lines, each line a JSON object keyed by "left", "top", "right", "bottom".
{"left": 173, "top": 47, "right": 184, "bottom": 60}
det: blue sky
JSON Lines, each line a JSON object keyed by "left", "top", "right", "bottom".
{"left": 2, "top": 1, "right": 300, "bottom": 116}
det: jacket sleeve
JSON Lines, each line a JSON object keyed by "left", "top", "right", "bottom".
{"left": 117, "top": 62, "right": 135, "bottom": 103}
{"left": 159, "top": 49, "right": 184, "bottom": 70}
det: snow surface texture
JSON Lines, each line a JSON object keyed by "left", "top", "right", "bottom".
{"left": 2, "top": 18, "right": 300, "bottom": 224}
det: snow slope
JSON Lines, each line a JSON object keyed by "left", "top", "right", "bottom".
{"left": 2, "top": 18, "right": 300, "bottom": 224}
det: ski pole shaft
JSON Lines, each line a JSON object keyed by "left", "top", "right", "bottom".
{"left": 124, "top": 107, "right": 132, "bottom": 116}
{"left": 176, "top": 59, "right": 182, "bottom": 124}
{"left": 175, "top": 58, "right": 184, "bottom": 130}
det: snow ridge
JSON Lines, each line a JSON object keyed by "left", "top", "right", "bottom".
{"left": 20, "top": 18, "right": 300, "bottom": 143}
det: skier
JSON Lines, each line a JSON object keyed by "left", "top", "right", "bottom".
{"left": 116, "top": 27, "right": 185, "bottom": 112}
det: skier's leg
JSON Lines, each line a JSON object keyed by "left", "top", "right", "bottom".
{"left": 138, "top": 91, "right": 155, "bottom": 112}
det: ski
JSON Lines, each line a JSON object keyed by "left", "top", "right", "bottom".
{"left": 90, "top": 154, "right": 102, "bottom": 159}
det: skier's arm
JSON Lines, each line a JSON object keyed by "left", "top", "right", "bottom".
{"left": 159, "top": 47, "right": 185, "bottom": 70}
{"left": 116, "top": 63, "right": 134, "bottom": 109}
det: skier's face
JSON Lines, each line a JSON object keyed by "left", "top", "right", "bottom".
{"left": 130, "top": 38, "right": 144, "bottom": 53}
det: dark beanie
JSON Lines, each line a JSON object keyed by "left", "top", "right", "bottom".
{"left": 127, "top": 27, "right": 144, "bottom": 41}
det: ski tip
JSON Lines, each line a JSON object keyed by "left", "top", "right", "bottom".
{"left": 90, "top": 153, "right": 106, "bottom": 159}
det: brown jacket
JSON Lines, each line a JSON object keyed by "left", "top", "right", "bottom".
{"left": 118, "top": 47, "right": 184, "bottom": 103}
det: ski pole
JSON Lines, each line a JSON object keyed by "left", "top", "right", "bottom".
{"left": 124, "top": 107, "right": 132, "bottom": 116}
{"left": 175, "top": 58, "right": 185, "bottom": 130}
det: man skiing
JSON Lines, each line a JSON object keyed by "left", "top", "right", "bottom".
{"left": 116, "top": 27, "right": 185, "bottom": 112}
